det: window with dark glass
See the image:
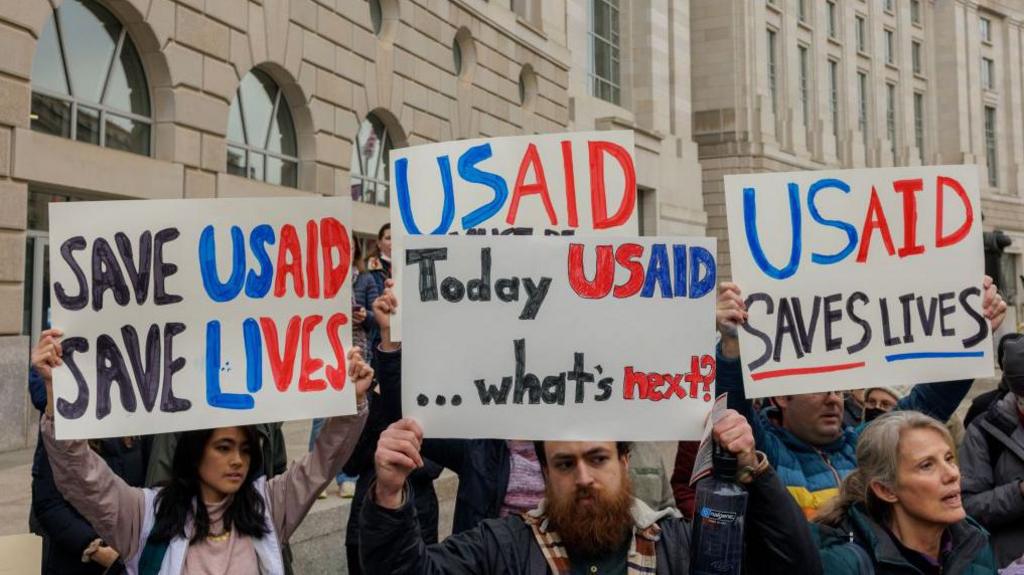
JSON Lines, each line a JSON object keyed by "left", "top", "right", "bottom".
{"left": 590, "top": 0, "right": 621, "bottom": 105}
{"left": 827, "top": 1, "right": 837, "bottom": 39}
{"left": 912, "top": 41, "right": 922, "bottom": 74}
{"left": 350, "top": 115, "right": 392, "bottom": 207}
{"left": 858, "top": 71, "right": 868, "bottom": 150}
{"left": 910, "top": 0, "right": 921, "bottom": 25}
{"left": 30, "top": 0, "right": 151, "bottom": 155}
{"left": 886, "top": 83, "right": 897, "bottom": 161}
{"left": 855, "top": 16, "right": 866, "bottom": 53}
{"left": 226, "top": 69, "right": 299, "bottom": 187}
{"left": 985, "top": 106, "right": 998, "bottom": 186}
{"left": 884, "top": 29, "right": 895, "bottom": 65}
{"left": 913, "top": 92, "right": 924, "bottom": 164}
{"left": 767, "top": 29, "right": 778, "bottom": 116}
{"left": 982, "top": 57, "right": 995, "bottom": 90}
{"left": 799, "top": 45, "right": 809, "bottom": 126}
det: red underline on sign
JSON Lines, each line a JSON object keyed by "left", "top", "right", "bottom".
{"left": 751, "top": 361, "right": 867, "bottom": 381}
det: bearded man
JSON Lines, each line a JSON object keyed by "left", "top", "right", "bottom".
{"left": 359, "top": 410, "right": 821, "bottom": 574}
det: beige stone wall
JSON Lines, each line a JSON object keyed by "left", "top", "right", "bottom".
{"left": 566, "top": 0, "right": 706, "bottom": 236}
{"left": 0, "top": 0, "right": 574, "bottom": 450}
{"left": 692, "top": 0, "right": 1024, "bottom": 291}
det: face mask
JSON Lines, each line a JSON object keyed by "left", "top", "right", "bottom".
{"left": 863, "top": 407, "right": 887, "bottom": 423}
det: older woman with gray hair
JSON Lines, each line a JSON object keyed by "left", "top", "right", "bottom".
{"left": 812, "top": 410, "right": 997, "bottom": 574}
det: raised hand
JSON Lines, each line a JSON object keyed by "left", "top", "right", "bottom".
{"left": 372, "top": 278, "right": 399, "bottom": 351}
{"left": 373, "top": 418, "right": 424, "bottom": 509}
{"left": 347, "top": 346, "right": 374, "bottom": 405}
{"left": 982, "top": 275, "right": 1008, "bottom": 332}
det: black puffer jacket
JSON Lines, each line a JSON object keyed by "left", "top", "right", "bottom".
{"left": 360, "top": 466, "right": 822, "bottom": 574}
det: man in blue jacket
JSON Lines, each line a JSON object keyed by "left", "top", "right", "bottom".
{"left": 715, "top": 279, "right": 1006, "bottom": 517}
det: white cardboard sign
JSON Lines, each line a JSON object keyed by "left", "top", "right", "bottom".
{"left": 48, "top": 197, "right": 355, "bottom": 439}
{"left": 724, "top": 165, "right": 993, "bottom": 398}
{"left": 389, "top": 130, "right": 640, "bottom": 339}
{"left": 402, "top": 235, "right": 717, "bottom": 440}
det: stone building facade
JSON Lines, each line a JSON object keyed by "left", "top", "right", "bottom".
{"left": 0, "top": 0, "right": 705, "bottom": 451}
{"left": 692, "top": 0, "right": 1024, "bottom": 326}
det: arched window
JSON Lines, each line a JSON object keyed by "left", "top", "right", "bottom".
{"left": 31, "top": 0, "right": 152, "bottom": 155}
{"left": 226, "top": 70, "right": 298, "bottom": 188}
{"left": 350, "top": 115, "right": 392, "bottom": 206}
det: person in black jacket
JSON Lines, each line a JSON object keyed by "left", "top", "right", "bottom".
{"left": 29, "top": 366, "right": 150, "bottom": 574}
{"left": 360, "top": 408, "right": 822, "bottom": 574}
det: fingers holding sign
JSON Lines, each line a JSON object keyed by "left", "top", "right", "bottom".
{"left": 347, "top": 346, "right": 374, "bottom": 404}
{"left": 32, "top": 328, "right": 63, "bottom": 416}
{"left": 373, "top": 278, "right": 399, "bottom": 351}
{"left": 374, "top": 418, "right": 423, "bottom": 509}
{"left": 982, "top": 275, "right": 1008, "bottom": 332}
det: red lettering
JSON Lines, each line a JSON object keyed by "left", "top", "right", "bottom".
{"left": 613, "top": 243, "right": 645, "bottom": 298}
{"left": 261, "top": 316, "right": 301, "bottom": 392}
{"left": 324, "top": 312, "right": 348, "bottom": 391}
{"left": 588, "top": 140, "right": 637, "bottom": 229}
{"left": 936, "top": 175, "right": 974, "bottom": 248}
{"left": 274, "top": 224, "right": 304, "bottom": 297}
{"left": 700, "top": 354, "right": 716, "bottom": 401}
{"left": 684, "top": 355, "right": 703, "bottom": 399}
{"left": 647, "top": 373, "right": 664, "bottom": 401}
{"left": 298, "top": 315, "right": 325, "bottom": 392}
{"left": 320, "top": 217, "right": 351, "bottom": 299}
{"left": 664, "top": 373, "right": 686, "bottom": 399}
{"left": 623, "top": 366, "right": 646, "bottom": 399}
{"left": 561, "top": 140, "right": 579, "bottom": 228}
{"left": 892, "top": 178, "right": 925, "bottom": 258}
{"left": 568, "top": 243, "right": 614, "bottom": 298}
{"left": 506, "top": 143, "right": 557, "bottom": 226}
{"left": 305, "top": 220, "right": 320, "bottom": 299}
{"left": 856, "top": 186, "right": 896, "bottom": 262}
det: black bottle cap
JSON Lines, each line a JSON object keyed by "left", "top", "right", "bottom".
{"left": 712, "top": 441, "right": 738, "bottom": 482}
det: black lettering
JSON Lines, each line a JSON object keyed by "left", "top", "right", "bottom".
{"left": 161, "top": 322, "right": 190, "bottom": 413}
{"left": 115, "top": 231, "right": 152, "bottom": 305}
{"left": 520, "top": 277, "right": 551, "bottom": 320}
{"left": 511, "top": 339, "right": 541, "bottom": 404}
{"left": 566, "top": 352, "right": 594, "bottom": 404}
{"left": 541, "top": 373, "right": 566, "bottom": 405}
{"left": 741, "top": 293, "right": 774, "bottom": 372}
{"left": 407, "top": 248, "right": 447, "bottom": 301}
{"left": 91, "top": 238, "right": 130, "bottom": 311}
{"left": 466, "top": 248, "right": 491, "bottom": 302}
{"left": 56, "top": 337, "right": 90, "bottom": 419}
{"left": 898, "top": 293, "right": 916, "bottom": 344}
{"left": 153, "top": 228, "right": 183, "bottom": 305}
{"left": 475, "top": 377, "right": 512, "bottom": 405}
{"left": 774, "top": 298, "right": 804, "bottom": 362}
{"left": 440, "top": 277, "right": 466, "bottom": 302}
{"left": 823, "top": 293, "right": 843, "bottom": 351}
{"left": 496, "top": 277, "right": 519, "bottom": 302}
{"left": 959, "top": 287, "right": 988, "bottom": 348}
{"left": 846, "top": 292, "right": 872, "bottom": 353}
{"left": 916, "top": 295, "right": 939, "bottom": 336}
{"left": 95, "top": 333, "right": 136, "bottom": 419}
{"left": 792, "top": 296, "right": 822, "bottom": 354}
{"left": 938, "top": 291, "right": 956, "bottom": 336}
{"left": 880, "top": 298, "right": 902, "bottom": 346}
{"left": 121, "top": 324, "right": 161, "bottom": 412}
{"left": 54, "top": 236, "right": 88, "bottom": 311}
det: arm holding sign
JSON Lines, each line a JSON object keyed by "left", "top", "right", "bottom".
{"left": 35, "top": 329, "right": 147, "bottom": 561}
{"left": 268, "top": 349, "right": 372, "bottom": 542}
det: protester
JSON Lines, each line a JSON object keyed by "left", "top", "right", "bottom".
{"left": 715, "top": 278, "right": 1006, "bottom": 517}
{"left": 669, "top": 440, "right": 700, "bottom": 518}
{"left": 965, "top": 333, "right": 1023, "bottom": 428}
{"left": 960, "top": 335, "right": 1024, "bottom": 568}
{"left": 366, "top": 222, "right": 392, "bottom": 293}
{"left": 813, "top": 411, "right": 997, "bottom": 574}
{"left": 350, "top": 241, "right": 375, "bottom": 361}
{"left": 29, "top": 363, "right": 148, "bottom": 574}
{"left": 863, "top": 387, "right": 903, "bottom": 422}
{"left": 370, "top": 279, "right": 675, "bottom": 535}
{"left": 360, "top": 412, "right": 822, "bottom": 573}
{"left": 361, "top": 223, "right": 391, "bottom": 357}
{"left": 338, "top": 288, "right": 443, "bottom": 575}
{"left": 32, "top": 328, "right": 372, "bottom": 574}
{"left": 845, "top": 389, "right": 867, "bottom": 427}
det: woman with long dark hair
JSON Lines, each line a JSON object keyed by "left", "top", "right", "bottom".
{"left": 33, "top": 328, "right": 372, "bottom": 574}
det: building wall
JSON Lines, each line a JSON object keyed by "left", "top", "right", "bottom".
{"left": 566, "top": 0, "right": 706, "bottom": 236}
{"left": 0, "top": 0, "right": 575, "bottom": 450}
{"left": 692, "top": 0, "right": 1024, "bottom": 316}
{"left": 0, "top": 0, "right": 710, "bottom": 451}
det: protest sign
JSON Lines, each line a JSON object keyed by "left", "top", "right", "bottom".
{"left": 402, "top": 235, "right": 717, "bottom": 440}
{"left": 389, "top": 130, "right": 639, "bottom": 339}
{"left": 48, "top": 197, "right": 355, "bottom": 439}
{"left": 0, "top": 534, "right": 41, "bottom": 574}
{"left": 724, "top": 165, "right": 993, "bottom": 398}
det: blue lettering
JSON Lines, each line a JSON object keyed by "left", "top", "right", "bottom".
{"left": 458, "top": 143, "right": 509, "bottom": 230}
{"left": 743, "top": 184, "right": 802, "bottom": 280}
{"left": 205, "top": 320, "right": 254, "bottom": 410}
{"left": 199, "top": 225, "right": 246, "bottom": 302}
{"left": 689, "top": 246, "right": 717, "bottom": 299}
{"left": 807, "top": 178, "right": 858, "bottom": 265}
{"left": 245, "top": 224, "right": 276, "bottom": 298}
{"left": 641, "top": 243, "right": 672, "bottom": 298}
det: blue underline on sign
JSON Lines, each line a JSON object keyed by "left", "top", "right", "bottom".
{"left": 884, "top": 351, "right": 985, "bottom": 362}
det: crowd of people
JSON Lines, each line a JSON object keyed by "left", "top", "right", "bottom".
{"left": 23, "top": 221, "right": 1024, "bottom": 575}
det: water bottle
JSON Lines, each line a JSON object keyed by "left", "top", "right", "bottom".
{"left": 690, "top": 442, "right": 749, "bottom": 575}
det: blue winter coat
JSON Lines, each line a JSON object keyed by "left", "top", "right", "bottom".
{"left": 716, "top": 344, "right": 973, "bottom": 516}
